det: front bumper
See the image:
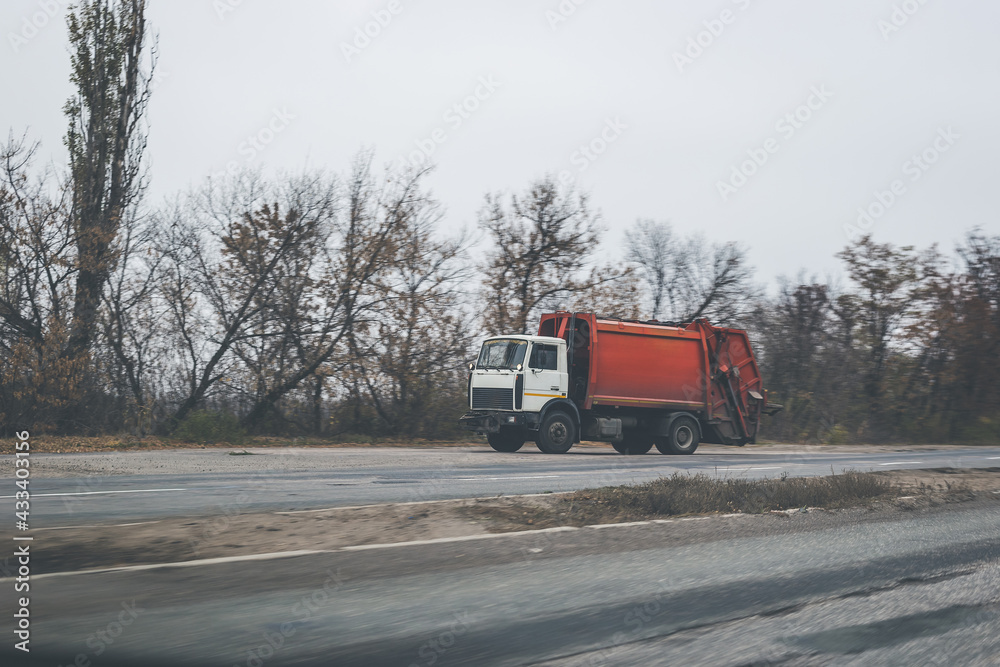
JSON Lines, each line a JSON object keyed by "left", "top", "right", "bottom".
{"left": 459, "top": 411, "right": 528, "bottom": 434}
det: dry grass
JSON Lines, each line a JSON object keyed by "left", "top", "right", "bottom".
{"left": 465, "top": 470, "right": 903, "bottom": 530}
{"left": 0, "top": 434, "right": 178, "bottom": 454}
{"left": 576, "top": 470, "right": 897, "bottom": 517}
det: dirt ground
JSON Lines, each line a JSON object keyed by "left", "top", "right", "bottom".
{"left": 878, "top": 466, "right": 1000, "bottom": 493}
{"left": 7, "top": 468, "right": 998, "bottom": 575}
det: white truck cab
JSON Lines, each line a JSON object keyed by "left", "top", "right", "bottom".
{"left": 461, "top": 335, "right": 575, "bottom": 453}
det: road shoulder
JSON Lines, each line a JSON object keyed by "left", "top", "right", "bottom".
{"left": 4, "top": 468, "right": 997, "bottom": 575}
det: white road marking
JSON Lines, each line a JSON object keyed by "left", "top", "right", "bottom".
{"left": 35, "top": 521, "right": 161, "bottom": 532}
{"left": 6, "top": 550, "right": 326, "bottom": 580}
{"left": 877, "top": 461, "right": 922, "bottom": 466}
{"left": 455, "top": 475, "right": 561, "bottom": 481}
{"left": 276, "top": 498, "right": 457, "bottom": 514}
{"left": 989, "top": 457, "right": 1000, "bottom": 460}
{"left": 340, "top": 526, "right": 579, "bottom": 551}
{"left": 589, "top": 521, "right": 652, "bottom": 529}
{"left": 0, "top": 488, "right": 186, "bottom": 499}
{"left": 0, "top": 509, "right": 783, "bottom": 579}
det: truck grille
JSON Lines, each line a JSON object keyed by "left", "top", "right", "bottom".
{"left": 472, "top": 387, "right": 514, "bottom": 410}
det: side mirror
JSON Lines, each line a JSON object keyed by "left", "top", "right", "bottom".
{"left": 467, "top": 361, "right": 475, "bottom": 371}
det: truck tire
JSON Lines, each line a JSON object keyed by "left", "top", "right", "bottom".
{"left": 613, "top": 433, "right": 653, "bottom": 455}
{"left": 488, "top": 428, "right": 526, "bottom": 453}
{"left": 655, "top": 416, "right": 700, "bottom": 455}
{"left": 536, "top": 411, "right": 575, "bottom": 454}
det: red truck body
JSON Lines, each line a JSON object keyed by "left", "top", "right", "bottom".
{"left": 538, "top": 312, "right": 773, "bottom": 445}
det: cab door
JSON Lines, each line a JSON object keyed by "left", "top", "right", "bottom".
{"left": 522, "top": 342, "right": 567, "bottom": 413}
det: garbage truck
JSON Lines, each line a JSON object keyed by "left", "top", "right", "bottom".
{"left": 459, "top": 312, "right": 781, "bottom": 454}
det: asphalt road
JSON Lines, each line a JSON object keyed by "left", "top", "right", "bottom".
{"left": 3, "top": 497, "right": 998, "bottom": 666}
{"left": 2, "top": 444, "right": 999, "bottom": 528}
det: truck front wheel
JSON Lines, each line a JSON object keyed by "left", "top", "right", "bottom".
{"left": 655, "top": 416, "right": 700, "bottom": 455}
{"left": 536, "top": 411, "right": 576, "bottom": 454}
{"left": 488, "top": 428, "right": 526, "bottom": 453}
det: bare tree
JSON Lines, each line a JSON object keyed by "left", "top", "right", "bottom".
{"left": 99, "top": 205, "right": 164, "bottom": 434}
{"left": 63, "top": 0, "right": 154, "bottom": 359}
{"left": 570, "top": 266, "right": 642, "bottom": 320}
{"left": 625, "top": 219, "right": 675, "bottom": 319}
{"left": 836, "top": 235, "right": 934, "bottom": 435}
{"left": 902, "top": 229, "right": 1000, "bottom": 440}
{"left": 244, "top": 155, "right": 435, "bottom": 430}
{"left": 0, "top": 1, "right": 154, "bottom": 432}
{"left": 156, "top": 169, "right": 339, "bottom": 429}
{"left": 156, "top": 153, "right": 435, "bottom": 432}
{"left": 624, "top": 220, "right": 758, "bottom": 325}
{"left": 0, "top": 138, "right": 80, "bottom": 432}
{"left": 479, "top": 177, "right": 607, "bottom": 334}
{"left": 0, "top": 138, "right": 74, "bottom": 346}
{"left": 959, "top": 228, "right": 1000, "bottom": 329}
{"left": 676, "top": 236, "right": 758, "bottom": 325}
{"left": 350, "top": 214, "right": 474, "bottom": 437}
{"left": 751, "top": 275, "right": 857, "bottom": 442}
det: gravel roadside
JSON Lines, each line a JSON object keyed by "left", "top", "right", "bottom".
{"left": 4, "top": 468, "right": 996, "bottom": 575}
{"left": 0, "top": 442, "right": 985, "bottom": 478}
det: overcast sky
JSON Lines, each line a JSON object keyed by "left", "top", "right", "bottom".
{"left": 3, "top": 0, "right": 999, "bottom": 288}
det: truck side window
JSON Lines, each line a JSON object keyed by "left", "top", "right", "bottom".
{"left": 529, "top": 344, "right": 558, "bottom": 371}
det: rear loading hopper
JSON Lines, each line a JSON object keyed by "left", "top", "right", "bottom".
{"left": 538, "top": 313, "right": 780, "bottom": 446}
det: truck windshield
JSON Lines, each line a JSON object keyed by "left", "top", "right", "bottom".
{"left": 477, "top": 339, "right": 528, "bottom": 370}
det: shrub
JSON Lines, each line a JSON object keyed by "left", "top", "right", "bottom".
{"left": 172, "top": 410, "right": 246, "bottom": 445}
{"left": 825, "top": 425, "right": 850, "bottom": 445}
{"left": 566, "top": 470, "right": 896, "bottom": 522}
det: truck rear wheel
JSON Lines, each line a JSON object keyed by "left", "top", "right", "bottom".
{"left": 655, "top": 416, "right": 700, "bottom": 455}
{"left": 613, "top": 433, "right": 653, "bottom": 455}
{"left": 488, "top": 428, "right": 526, "bottom": 453}
{"left": 536, "top": 411, "right": 575, "bottom": 454}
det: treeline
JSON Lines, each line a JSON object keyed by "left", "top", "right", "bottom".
{"left": 754, "top": 232, "right": 1000, "bottom": 444}
{"left": 1, "top": 1, "right": 998, "bottom": 443}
